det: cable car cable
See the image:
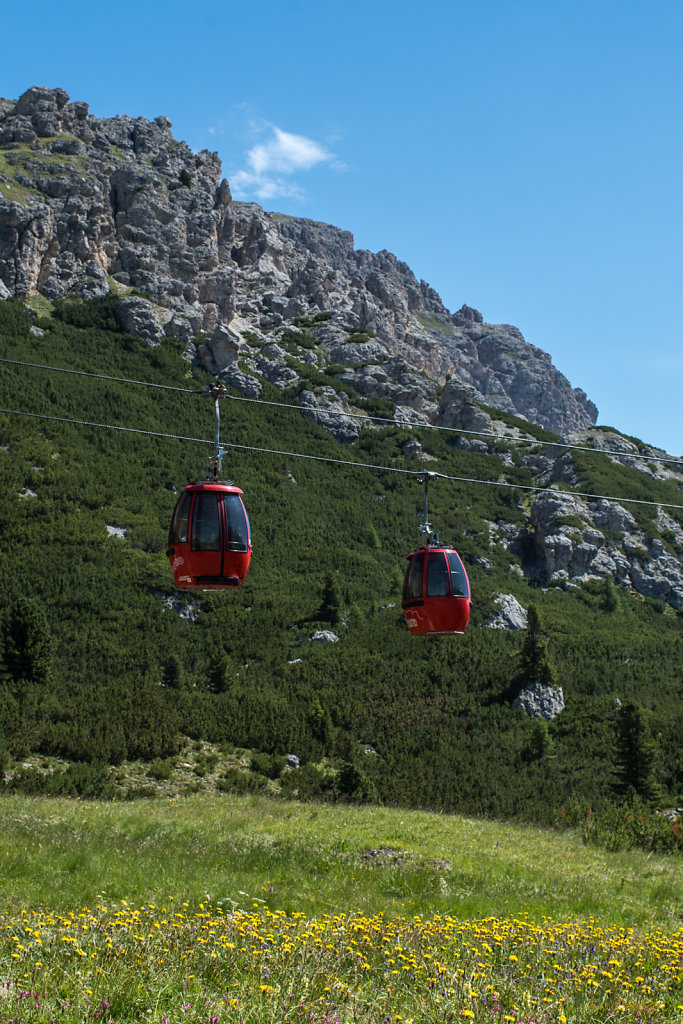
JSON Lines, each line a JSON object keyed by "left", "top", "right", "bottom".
{"left": 0, "top": 356, "right": 199, "bottom": 393}
{"left": 3, "top": 355, "right": 682, "bottom": 468}
{"left": 2, "top": 405, "right": 682, "bottom": 511}
{"left": 0, "top": 406, "right": 207, "bottom": 445}
{"left": 220, "top": 392, "right": 683, "bottom": 467}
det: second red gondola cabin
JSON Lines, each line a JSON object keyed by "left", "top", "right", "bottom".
{"left": 402, "top": 545, "right": 471, "bottom": 636}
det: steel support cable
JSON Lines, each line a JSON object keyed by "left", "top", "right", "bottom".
{"left": 3, "top": 354, "right": 682, "bottom": 467}
{"left": 0, "top": 357, "right": 199, "bottom": 394}
{"left": 221, "top": 392, "right": 683, "bottom": 467}
{"left": 0, "top": 407, "right": 206, "bottom": 444}
{"left": 2, "top": 405, "right": 683, "bottom": 511}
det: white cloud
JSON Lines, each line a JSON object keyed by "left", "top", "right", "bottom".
{"left": 250, "top": 128, "right": 331, "bottom": 174}
{"left": 230, "top": 124, "right": 337, "bottom": 202}
{"left": 230, "top": 170, "right": 307, "bottom": 202}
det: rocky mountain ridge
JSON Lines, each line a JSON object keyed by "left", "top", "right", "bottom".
{"left": 0, "top": 86, "right": 596, "bottom": 438}
{"left": 1, "top": 86, "right": 682, "bottom": 610}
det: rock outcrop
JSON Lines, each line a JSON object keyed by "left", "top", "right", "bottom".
{"left": 488, "top": 481, "right": 683, "bottom": 610}
{"left": 487, "top": 594, "right": 528, "bottom": 631}
{"left": 512, "top": 683, "right": 565, "bottom": 721}
{"left": 0, "top": 86, "right": 597, "bottom": 437}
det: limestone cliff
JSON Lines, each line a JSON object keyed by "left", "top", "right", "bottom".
{"left": 0, "top": 86, "right": 597, "bottom": 437}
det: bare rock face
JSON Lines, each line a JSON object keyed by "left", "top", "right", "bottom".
{"left": 0, "top": 86, "right": 599, "bottom": 439}
{"left": 513, "top": 683, "right": 565, "bottom": 720}
{"left": 487, "top": 594, "right": 528, "bottom": 631}
{"left": 529, "top": 492, "right": 612, "bottom": 581}
{"left": 495, "top": 486, "right": 683, "bottom": 610}
{"left": 114, "top": 297, "right": 169, "bottom": 345}
{"left": 298, "top": 388, "right": 362, "bottom": 443}
{"left": 0, "top": 86, "right": 227, "bottom": 321}
{"left": 310, "top": 630, "right": 339, "bottom": 643}
{"left": 437, "top": 380, "right": 494, "bottom": 435}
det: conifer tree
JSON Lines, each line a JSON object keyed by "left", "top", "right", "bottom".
{"left": 528, "top": 719, "right": 554, "bottom": 760}
{"left": 207, "top": 653, "right": 237, "bottom": 694}
{"left": 518, "top": 604, "right": 555, "bottom": 686}
{"left": 601, "top": 576, "right": 620, "bottom": 613}
{"left": 4, "top": 597, "right": 53, "bottom": 686}
{"left": 320, "top": 573, "right": 343, "bottom": 625}
{"left": 615, "top": 701, "right": 662, "bottom": 804}
{"left": 163, "top": 654, "right": 187, "bottom": 691}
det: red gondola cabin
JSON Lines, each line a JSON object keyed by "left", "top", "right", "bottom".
{"left": 167, "top": 481, "right": 252, "bottom": 591}
{"left": 402, "top": 546, "right": 471, "bottom": 636}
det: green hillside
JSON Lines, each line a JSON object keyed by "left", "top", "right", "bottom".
{"left": 0, "top": 296, "right": 682, "bottom": 840}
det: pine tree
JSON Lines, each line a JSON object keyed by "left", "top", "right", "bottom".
{"left": 528, "top": 719, "right": 554, "bottom": 760}
{"left": 601, "top": 577, "right": 620, "bottom": 613}
{"left": 4, "top": 597, "right": 53, "bottom": 686}
{"left": 615, "top": 701, "right": 662, "bottom": 804}
{"left": 207, "top": 653, "right": 237, "bottom": 694}
{"left": 518, "top": 604, "right": 555, "bottom": 686}
{"left": 163, "top": 654, "right": 187, "bottom": 691}
{"left": 320, "top": 573, "right": 343, "bottom": 625}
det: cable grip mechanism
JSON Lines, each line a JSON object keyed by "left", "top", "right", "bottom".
{"left": 415, "top": 471, "right": 442, "bottom": 547}
{"left": 202, "top": 383, "right": 229, "bottom": 481}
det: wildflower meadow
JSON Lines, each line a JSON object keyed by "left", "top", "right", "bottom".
{"left": 0, "top": 795, "right": 681, "bottom": 1022}
{"left": 0, "top": 899, "right": 681, "bottom": 1022}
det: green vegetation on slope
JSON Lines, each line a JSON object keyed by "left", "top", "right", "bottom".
{"left": 0, "top": 296, "right": 681, "bottom": 834}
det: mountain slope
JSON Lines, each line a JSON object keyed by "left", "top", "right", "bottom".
{"left": 0, "top": 297, "right": 681, "bottom": 820}
{"left": 2, "top": 87, "right": 681, "bottom": 607}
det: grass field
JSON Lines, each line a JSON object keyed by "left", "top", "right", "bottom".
{"left": 0, "top": 794, "right": 681, "bottom": 1022}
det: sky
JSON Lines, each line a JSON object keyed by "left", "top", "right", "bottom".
{"left": 3, "top": 0, "right": 682, "bottom": 455}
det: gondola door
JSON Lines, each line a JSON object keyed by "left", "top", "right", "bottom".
{"left": 188, "top": 488, "right": 223, "bottom": 580}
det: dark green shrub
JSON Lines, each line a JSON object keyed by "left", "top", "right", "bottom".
{"left": 572, "top": 797, "right": 683, "bottom": 854}
{"left": 217, "top": 768, "right": 266, "bottom": 793}
{"left": 4, "top": 597, "right": 53, "bottom": 686}
{"left": 149, "top": 757, "right": 175, "bottom": 781}
{"left": 279, "top": 763, "right": 335, "bottom": 800}
{"left": 281, "top": 328, "right": 317, "bottom": 351}
{"left": 250, "top": 751, "right": 287, "bottom": 779}
{"left": 53, "top": 292, "right": 121, "bottom": 331}
{"left": 5, "top": 761, "right": 114, "bottom": 798}
{"left": 354, "top": 396, "right": 396, "bottom": 419}
{"left": 0, "top": 298, "right": 31, "bottom": 338}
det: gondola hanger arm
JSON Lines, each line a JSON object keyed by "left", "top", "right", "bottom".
{"left": 202, "top": 383, "right": 230, "bottom": 481}
{"left": 415, "top": 471, "right": 444, "bottom": 547}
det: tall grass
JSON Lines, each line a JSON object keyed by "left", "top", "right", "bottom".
{"left": 0, "top": 795, "right": 680, "bottom": 1021}
{"left": 0, "top": 794, "right": 681, "bottom": 924}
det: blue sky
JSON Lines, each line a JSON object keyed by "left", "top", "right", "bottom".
{"left": 3, "top": 0, "right": 682, "bottom": 454}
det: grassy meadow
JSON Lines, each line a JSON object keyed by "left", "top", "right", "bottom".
{"left": 0, "top": 794, "right": 680, "bottom": 1022}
